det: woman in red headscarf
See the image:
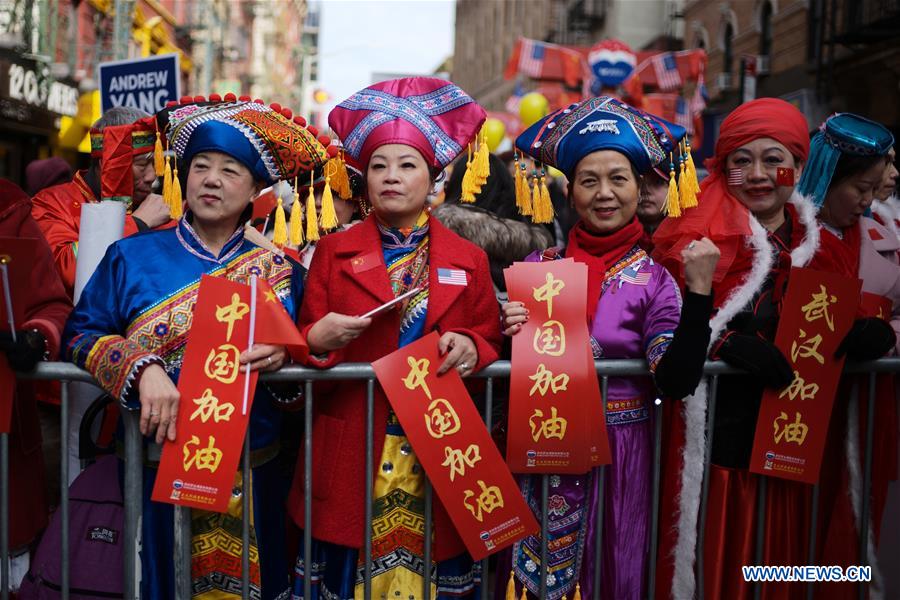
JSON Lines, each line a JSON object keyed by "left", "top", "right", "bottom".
{"left": 652, "top": 98, "right": 821, "bottom": 600}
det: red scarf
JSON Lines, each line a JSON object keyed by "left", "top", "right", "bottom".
{"left": 565, "top": 217, "right": 644, "bottom": 323}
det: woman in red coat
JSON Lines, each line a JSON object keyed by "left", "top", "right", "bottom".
{"left": 0, "top": 178, "right": 71, "bottom": 591}
{"left": 288, "top": 77, "right": 502, "bottom": 599}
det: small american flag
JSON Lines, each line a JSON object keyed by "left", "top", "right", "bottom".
{"left": 652, "top": 53, "right": 682, "bottom": 91}
{"left": 505, "top": 82, "right": 525, "bottom": 114}
{"left": 520, "top": 39, "right": 546, "bottom": 78}
{"left": 675, "top": 97, "right": 693, "bottom": 135}
{"left": 727, "top": 168, "right": 745, "bottom": 186}
{"left": 619, "top": 265, "right": 651, "bottom": 286}
{"left": 437, "top": 268, "right": 467, "bottom": 286}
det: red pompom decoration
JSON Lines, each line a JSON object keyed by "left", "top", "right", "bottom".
{"left": 165, "top": 100, "right": 177, "bottom": 108}
{"left": 224, "top": 93, "right": 237, "bottom": 102}
{"left": 239, "top": 95, "right": 251, "bottom": 102}
{"left": 253, "top": 98, "right": 264, "bottom": 104}
{"left": 208, "top": 93, "right": 222, "bottom": 102}
{"left": 317, "top": 135, "right": 331, "bottom": 146}
{"left": 179, "top": 95, "right": 193, "bottom": 104}
{"left": 293, "top": 116, "right": 307, "bottom": 127}
{"left": 326, "top": 145, "right": 340, "bottom": 158}
{"left": 307, "top": 126, "right": 319, "bottom": 137}
{"left": 281, "top": 108, "right": 292, "bottom": 119}
{"left": 269, "top": 102, "right": 282, "bottom": 113}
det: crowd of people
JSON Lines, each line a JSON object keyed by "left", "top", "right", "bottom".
{"left": 3, "top": 75, "right": 899, "bottom": 600}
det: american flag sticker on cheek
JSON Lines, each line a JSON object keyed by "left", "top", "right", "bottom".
{"left": 437, "top": 268, "right": 467, "bottom": 286}
{"left": 727, "top": 168, "right": 744, "bottom": 186}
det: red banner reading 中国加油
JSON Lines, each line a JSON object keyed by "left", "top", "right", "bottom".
{"left": 504, "top": 259, "right": 610, "bottom": 474}
{"left": 749, "top": 267, "right": 861, "bottom": 484}
{"left": 372, "top": 331, "right": 538, "bottom": 561}
{"left": 152, "top": 274, "right": 307, "bottom": 512}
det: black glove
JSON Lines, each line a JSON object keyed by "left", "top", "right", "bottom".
{"left": 835, "top": 318, "right": 896, "bottom": 361}
{"left": 715, "top": 333, "right": 794, "bottom": 388}
{"left": 0, "top": 329, "right": 47, "bottom": 371}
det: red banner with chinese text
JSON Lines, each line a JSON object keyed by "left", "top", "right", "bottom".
{"left": 749, "top": 268, "right": 861, "bottom": 484}
{"left": 372, "top": 332, "right": 538, "bottom": 560}
{"left": 504, "top": 260, "right": 610, "bottom": 474}
{"left": 153, "top": 274, "right": 306, "bottom": 511}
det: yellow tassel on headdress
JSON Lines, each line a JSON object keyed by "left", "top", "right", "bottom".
{"left": 461, "top": 145, "right": 476, "bottom": 203}
{"left": 328, "top": 154, "right": 351, "bottom": 200}
{"left": 665, "top": 155, "right": 681, "bottom": 218}
{"left": 162, "top": 155, "right": 173, "bottom": 210}
{"left": 518, "top": 164, "right": 533, "bottom": 216}
{"left": 531, "top": 174, "right": 553, "bottom": 223}
{"left": 153, "top": 131, "right": 165, "bottom": 177}
{"left": 539, "top": 175, "right": 554, "bottom": 222}
{"left": 170, "top": 165, "right": 183, "bottom": 219}
{"left": 678, "top": 157, "right": 692, "bottom": 211}
{"left": 519, "top": 581, "right": 528, "bottom": 600}
{"left": 305, "top": 177, "right": 320, "bottom": 242}
{"left": 319, "top": 175, "right": 338, "bottom": 230}
{"left": 684, "top": 141, "right": 701, "bottom": 197}
{"left": 289, "top": 187, "right": 303, "bottom": 247}
{"left": 474, "top": 134, "right": 490, "bottom": 185}
{"left": 573, "top": 583, "right": 582, "bottom": 600}
{"left": 505, "top": 571, "right": 516, "bottom": 600}
{"left": 273, "top": 196, "right": 287, "bottom": 246}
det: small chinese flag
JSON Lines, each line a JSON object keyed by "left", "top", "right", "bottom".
{"left": 776, "top": 167, "right": 795, "bottom": 187}
{"left": 255, "top": 279, "right": 309, "bottom": 362}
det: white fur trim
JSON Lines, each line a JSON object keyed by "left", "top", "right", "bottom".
{"left": 846, "top": 391, "right": 884, "bottom": 599}
{"left": 670, "top": 191, "right": 821, "bottom": 599}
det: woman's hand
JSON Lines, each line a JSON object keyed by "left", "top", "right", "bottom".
{"left": 437, "top": 332, "right": 478, "bottom": 377}
{"left": 306, "top": 312, "right": 373, "bottom": 354}
{"left": 501, "top": 301, "right": 529, "bottom": 336}
{"left": 681, "top": 237, "right": 721, "bottom": 296}
{"left": 240, "top": 343, "right": 287, "bottom": 372}
{"left": 137, "top": 363, "right": 180, "bottom": 444}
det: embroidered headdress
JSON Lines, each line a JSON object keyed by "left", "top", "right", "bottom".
{"left": 514, "top": 96, "right": 696, "bottom": 222}
{"left": 328, "top": 77, "right": 486, "bottom": 171}
{"left": 798, "top": 112, "right": 894, "bottom": 209}
{"left": 155, "top": 94, "right": 342, "bottom": 244}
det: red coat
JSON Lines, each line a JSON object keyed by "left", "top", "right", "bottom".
{"left": 30, "top": 170, "right": 144, "bottom": 298}
{"left": 0, "top": 179, "right": 72, "bottom": 549}
{"left": 287, "top": 215, "right": 502, "bottom": 561}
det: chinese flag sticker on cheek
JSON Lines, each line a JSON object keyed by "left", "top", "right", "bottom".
{"left": 372, "top": 331, "right": 538, "bottom": 560}
{"left": 776, "top": 166, "right": 795, "bottom": 187}
{"left": 749, "top": 267, "right": 861, "bottom": 484}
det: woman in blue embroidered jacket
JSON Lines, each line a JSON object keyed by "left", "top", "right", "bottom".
{"left": 62, "top": 94, "right": 337, "bottom": 599}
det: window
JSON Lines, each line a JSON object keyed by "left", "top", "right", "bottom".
{"left": 723, "top": 23, "right": 734, "bottom": 74}
{"left": 759, "top": 1, "right": 773, "bottom": 57}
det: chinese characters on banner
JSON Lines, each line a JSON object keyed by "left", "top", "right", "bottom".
{"left": 749, "top": 268, "right": 861, "bottom": 484}
{"left": 504, "top": 259, "right": 610, "bottom": 474}
{"left": 372, "top": 331, "right": 538, "bottom": 560}
{"left": 0, "top": 237, "right": 35, "bottom": 433}
{"left": 153, "top": 275, "right": 307, "bottom": 512}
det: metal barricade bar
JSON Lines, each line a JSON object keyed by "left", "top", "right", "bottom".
{"left": 697, "top": 375, "right": 719, "bottom": 600}
{"left": 6, "top": 357, "right": 900, "bottom": 600}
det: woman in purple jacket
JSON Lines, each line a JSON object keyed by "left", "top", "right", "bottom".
{"left": 499, "top": 97, "right": 719, "bottom": 599}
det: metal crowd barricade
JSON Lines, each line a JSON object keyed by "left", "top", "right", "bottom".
{"left": 3, "top": 357, "right": 900, "bottom": 600}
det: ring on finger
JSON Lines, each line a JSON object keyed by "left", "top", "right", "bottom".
{"left": 457, "top": 362, "right": 469, "bottom": 372}
{"left": 687, "top": 241, "right": 696, "bottom": 250}
{"left": 267, "top": 356, "right": 273, "bottom": 366}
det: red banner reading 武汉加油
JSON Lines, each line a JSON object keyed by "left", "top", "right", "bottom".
{"left": 749, "top": 267, "right": 861, "bottom": 484}
{"left": 152, "top": 275, "right": 307, "bottom": 512}
{"left": 372, "top": 332, "right": 538, "bottom": 561}
{"left": 504, "top": 259, "right": 610, "bottom": 474}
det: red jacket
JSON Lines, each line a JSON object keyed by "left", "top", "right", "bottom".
{"left": 30, "top": 170, "right": 144, "bottom": 298}
{"left": 0, "top": 179, "right": 72, "bottom": 548}
{"left": 287, "top": 215, "right": 502, "bottom": 560}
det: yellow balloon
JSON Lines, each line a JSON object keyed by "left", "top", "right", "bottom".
{"left": 481, "top": 118, "right": 506, "bottom": 152}
{"left": 519, "top": 92, "right": 549, "bottom": 127}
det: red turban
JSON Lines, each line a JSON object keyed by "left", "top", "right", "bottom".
{"left": 651, "top": 98, "right": 810, "bottom": 306}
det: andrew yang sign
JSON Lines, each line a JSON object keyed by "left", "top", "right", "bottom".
{"left": 98, "top": 54, "right": 180, "bottom": 114}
